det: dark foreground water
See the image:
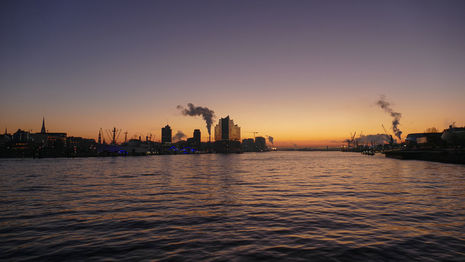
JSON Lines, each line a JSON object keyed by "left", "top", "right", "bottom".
{"left": 1, "top": 152, "right": 465, "bottom": 261}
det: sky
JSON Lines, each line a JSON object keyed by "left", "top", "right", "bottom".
{"left": 1, "top": 0, "right": 465, "bottom": 146}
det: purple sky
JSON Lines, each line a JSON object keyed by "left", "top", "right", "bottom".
{"left": 1, "top": 0, "right": 465, "bottom": 145}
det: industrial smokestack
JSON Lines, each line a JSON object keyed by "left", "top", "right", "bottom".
{"left": 177, "top": 103, "right": 215, "bottom": 138}
{"left": 376, "top": 95, "right": 403, "bottom": 141}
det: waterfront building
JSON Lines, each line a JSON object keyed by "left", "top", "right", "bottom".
{"left": 255, "top": 136, "right": 267, "bottom": 151}
{"left": 405, "top": 132, "right": 443, "bottom": 146}
{"left": 0, "top": 131, "right": 11, "bottom": 147}
{"left": 122, "top": 139, "right": 151, "bottom": 155}
{"left": 441, "top": 125, "right": 465, "bottom": 146}
{"left": 33, "top": 118, "right": 67, "bottom": 149}
{"left": 241, "top": 138, "right": 255, "bottom": 152}
{"left": 193, "top": 129, "right": 201, "bottom": 147}
{"left": 214, "top": 116, "right": 241, "bottom": 141}
{"left": 213, "top": 116, "right": 241, "bottom": 153}
{"left": 66, "top": 137, "right": 97, "bottom": 156}
{"left": 8, "top": 129, "right": 33, "bottom": 155}
{"left": 13, "top": 129, "right": 32, "bottom": 143}
{"left": 162, "top": 125, "right": 172, "bottom": 144}
{"left": 34, "top": 119, "right": 67, "bottom": 157}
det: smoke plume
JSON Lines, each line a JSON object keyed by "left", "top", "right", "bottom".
{"left": 355, "top": 134, "right": 392, "bottom": 145}
{"left": 376, "top": 96, "right": 403, "bottom": 140}
{"left": 177, "top": 103, "right": 215, "bottom": 136}
{"left": 266, "top": 136, "right": 274, "bottom": 145}
{"left": 173, "top": 130, "right": 186, "bottom": 142}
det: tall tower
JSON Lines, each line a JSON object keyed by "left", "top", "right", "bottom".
{"left": 214, "top": 116, "right": 240, "bottom": 141}
{"left": 41, "top": 117, "right": 46, "bottom": 134}
{"left": 193, "top": 129, "right": 201, "bottom": 146}
{"left": 221, "top": 116, "right": 230, "bottom": 140}
{"left": 98, "top": 129, "right": 102, "bottom": 144}
{"left": 162, "top": 125, "right": 172, "bottom": 143}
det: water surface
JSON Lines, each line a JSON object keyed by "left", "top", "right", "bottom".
{"left": 1, "top": 152, "right": 465, "bottom": 261}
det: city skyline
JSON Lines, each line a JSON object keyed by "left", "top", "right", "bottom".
{"left": 8, "top": 115, "right": 248, "bottom": 144}
{"left": 1, "top": 0, "right": 465, "bottom": 147}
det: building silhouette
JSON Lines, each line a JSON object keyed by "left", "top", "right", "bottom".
{"left": 193, "top": 129, "right": 201, "bottom": 146}
{"left": 13, "top": 129, "right": 31, "bottom": 143}
{"left": 255, "top": 136, "right": 267, "bottom": 151}
{"left": 162, "top": 125, "right": 172, "bottom": 143}
{"left": 213, "top": 116, "right": 241, "bottom": 153}
{"left": 214, "top": 116, "right": 240, "bottom": 141}
{"left": 34, "top": 118, "right": 67, "bottom": 156}
{"left": 241, "top": 138, "right": 255, "bottom": 152}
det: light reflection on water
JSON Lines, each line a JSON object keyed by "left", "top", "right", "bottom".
{"left": 1, "top": 152, "right": 465, "bottom": 261}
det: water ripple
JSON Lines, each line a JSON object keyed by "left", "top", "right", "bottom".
{"left": 1, "top": 152, "right": 465, "bottom": 261}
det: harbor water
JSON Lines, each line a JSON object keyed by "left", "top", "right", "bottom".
{"left": 1, "top": 152, "right": 465, "bottom": 261}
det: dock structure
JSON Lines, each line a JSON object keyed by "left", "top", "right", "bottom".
{"left": 384, "top": 149, "right": 465, "bottom": 165}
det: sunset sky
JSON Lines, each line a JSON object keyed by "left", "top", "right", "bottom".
{"left": 1, "top": 0, "right": 465, "bottom": 146}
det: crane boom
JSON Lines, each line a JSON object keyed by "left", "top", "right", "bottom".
{"left": 382, "top": 124, "right": 389, "bottom": 135}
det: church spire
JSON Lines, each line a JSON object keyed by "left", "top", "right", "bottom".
{"left": 41, "top": 117, "right": 46, "bottom": 134}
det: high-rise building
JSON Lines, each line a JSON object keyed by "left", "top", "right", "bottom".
{"left": 255, "top": 136, "right": 267, "bottom": 151}
{"left": 221, "top": 117, "right": 229, "bottom": 140}
{"left": 214, "top": 116, "right": 240, "bottom": 141}
{"left": 193, "top": 129, "right": 201, "bottom": 146}
{"left": 161, "top": 125, "right": 172, "bottom": 143}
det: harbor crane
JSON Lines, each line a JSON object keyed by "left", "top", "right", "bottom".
{"left": 247, "top": 131, "right": 259, "bottom": 139}
{"left": 382, "top": 124, "right": 394, "bottom": 145}
{"left": 344, "top": 132, "right": 356, "bottom": 148}
{"left": 105, "top": 127, "right": 122, "bottom": 145}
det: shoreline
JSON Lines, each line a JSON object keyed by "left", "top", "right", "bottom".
{"left": 383, "top": 149, "right": 465, "bottom": 165}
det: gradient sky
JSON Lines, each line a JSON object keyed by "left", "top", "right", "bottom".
{"left": 1, "top": 0, "right": 465, "bottom": 146}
